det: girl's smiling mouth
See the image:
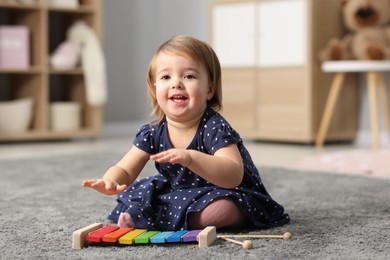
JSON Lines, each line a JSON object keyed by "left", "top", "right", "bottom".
{"left": 170, "top": 95, "right": 188, "bottom": 102}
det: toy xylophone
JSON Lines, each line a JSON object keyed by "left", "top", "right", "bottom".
{"left": 72, "top": 223, "right": 217, "bottom": 249}
{"left": 73, "top": 223, "right": 292, "bottom": 250}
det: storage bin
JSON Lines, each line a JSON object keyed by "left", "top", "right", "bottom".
{"left": 0, "top": 98, "right": 34, "bottom": 133}
{"left": 50, "top": 102, "right": 81, "bottom": 131}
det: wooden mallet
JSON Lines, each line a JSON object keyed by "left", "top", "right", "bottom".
{"left": 218, "top": 232, "right": 292, "bottom": 249}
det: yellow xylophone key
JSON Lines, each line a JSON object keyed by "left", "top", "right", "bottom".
{"left": 118, "top": 229, "right": 147, "bottom": 245}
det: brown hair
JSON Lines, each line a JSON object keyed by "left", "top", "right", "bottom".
{"left": 146, "top": 35, "right": 222, "bottom": 122}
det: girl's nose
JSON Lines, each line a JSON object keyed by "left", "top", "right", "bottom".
{"left": 171, "top": 78, "right": 183, "bottom": 89}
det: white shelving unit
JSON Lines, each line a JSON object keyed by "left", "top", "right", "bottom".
{"left": 209, "top": 0, "right": 359, "bottom": 143}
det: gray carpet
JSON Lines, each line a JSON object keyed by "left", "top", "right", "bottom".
{"left": 1, "top": 152, "right": 389, "bottom": 260}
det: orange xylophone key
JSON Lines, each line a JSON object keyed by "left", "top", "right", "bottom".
{"left": 86, "top": 226, "right": 119, "bottom": 243}
{"left": 102, "top": 228, "right": 134, "bottom": 243}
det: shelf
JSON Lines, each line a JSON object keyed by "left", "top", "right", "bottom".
{"left": 0, "top": 2, "right": 94, "bottom": 12}
{"left": 0, "top": 67, "right": 43, "bottom": 74}
{"left": 0, "top": 2, "right": 40, "bottom": 10}
{"left": 47, "top": 6, "right": 95, "bottom": 13}
{"left": 49, "top": 68, "right": 83, "bottom": 75}
{"left": 0, "top": 128, "right": 100, "bottom": 142}
{"left": 0, "top": 0, "right": 103, "bottom": 142}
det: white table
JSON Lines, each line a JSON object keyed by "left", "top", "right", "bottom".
{"left": 316, "top": 61, "right": 390, "bottom": 149}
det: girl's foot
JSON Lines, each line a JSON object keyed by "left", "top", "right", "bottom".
{"left": 118, "top": 212, "right": 135, "bottom": 228}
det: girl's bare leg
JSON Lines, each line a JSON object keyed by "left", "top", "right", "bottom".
{"left": 187, "top": 197, "right": 248, "bottom": 230}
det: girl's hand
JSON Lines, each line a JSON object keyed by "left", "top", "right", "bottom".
{"left": 150, "top": 149, "right": 192, "bottom": 167}
{"left": 82, "top": 178, "right": 127, "bottom": 195}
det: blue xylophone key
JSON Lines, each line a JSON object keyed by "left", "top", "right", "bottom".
{"left": 149, "top": 231, "right": 174, "bottom": 244}
{"left": 166, "top": 230, "right": 188, "bottom": 243}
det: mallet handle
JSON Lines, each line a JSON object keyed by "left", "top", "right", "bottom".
{"left": 218, "top": 232, "right": 292, "bottom": 240}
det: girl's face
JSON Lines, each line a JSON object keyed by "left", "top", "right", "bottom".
{"left": 154, "top": 52, "right": 214, "bottom": 123}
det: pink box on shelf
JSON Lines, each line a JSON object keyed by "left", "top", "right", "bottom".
{"left": 0, "top": 26, "right": 30, "bottom": 69}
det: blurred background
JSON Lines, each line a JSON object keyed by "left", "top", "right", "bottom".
{"left": 102, "top": 0, "right": 389, "bottom": 140}
{"left": 1, "top": 0, "right": 389, "bottom": 159}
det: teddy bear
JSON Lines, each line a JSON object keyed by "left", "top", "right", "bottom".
{"left": 50, "top": 21, "right": 107, "bottom": 106}
{"left": 319, "top": 0, "right": 390, "bottom": 61}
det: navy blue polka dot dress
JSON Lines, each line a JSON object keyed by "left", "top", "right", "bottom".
{"left": 108, "top": 107, "right": 290, "bottom": 231}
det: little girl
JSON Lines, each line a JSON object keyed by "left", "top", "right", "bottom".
{"left": 82, "top": 35, "right": 290, "bottom": 231}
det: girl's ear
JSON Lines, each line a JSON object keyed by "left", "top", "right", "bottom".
{"left": 206, "top": 83, "right": 215, "bottom": 101}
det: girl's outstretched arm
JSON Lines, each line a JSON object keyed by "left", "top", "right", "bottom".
{"left": 82, "top": 146, "right": 150, "bottom": 195}
{"left": 150, "top": 144, "right": 243, "bottom": 189}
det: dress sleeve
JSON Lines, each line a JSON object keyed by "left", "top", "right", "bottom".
{"left": 203, "top": 117, "right": 242, "bottom": 155}
{"left": 133, "top": 123, "right": 158, "bottom": 154}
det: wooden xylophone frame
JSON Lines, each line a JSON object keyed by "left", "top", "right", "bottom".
{"left": 72, "top": 223, "right": 217, "bottom": 249}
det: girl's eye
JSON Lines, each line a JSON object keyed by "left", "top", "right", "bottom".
{"left": 160, "top": 75, "right": 170, "bottom": 80}
{"left": 184, "top": 74, "right": 196, "bottom": 79}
